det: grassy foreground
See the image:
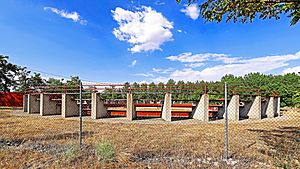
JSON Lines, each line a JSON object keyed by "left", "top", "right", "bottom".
{"left": 0, "top": 109, "right": 299, "bottom": 169}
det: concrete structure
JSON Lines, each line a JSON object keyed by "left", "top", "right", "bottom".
{"left": 193, "top": 94, "right": 209, "bottom": 122}
{"left": 91, "top": 92, "right": 107, "bottom": 119}
{"left": 227, "top": 95, "right": 239, "bottom": 120}
{"left": 126, "top": 93, "right": 136, "bottom": 120}
{"left": 162, "top": 93, "right": 172, "bottom": 122}
{"left": 277, "top": 97, "right": 281, "bottom": 116}
{"left": 61, "top": 94, "right": 79, "bottom": 118}
{"left": 27, "top": 94, "right": 40, "bottom": 114}
{"left": 247, "top": 96, "right": 262, "bottom": 120}
{"left": 40, "top": 94, "right": 61, "bottom": 116}
{"left": 266, "top": 97, "right": 276, "bottom": 118}
{"left": 23, "top": 94, "right": 28, "bottom": 112}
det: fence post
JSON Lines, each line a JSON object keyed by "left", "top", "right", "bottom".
{"left": 224, "top": 82, "right": 228, "bottom": 160}
{"left": 79, "top": 80, "right": 83, "bottom": 148}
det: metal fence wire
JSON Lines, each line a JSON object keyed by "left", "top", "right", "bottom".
{"left": 0, "top": 82, "right": 299, "bottom": 168}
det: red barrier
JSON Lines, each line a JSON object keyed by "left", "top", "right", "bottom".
{"left": 0, "top": 92, "right": 23, "bottom": 107}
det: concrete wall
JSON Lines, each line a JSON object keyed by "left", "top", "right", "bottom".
{"left": 23, "top": 94, "right": 28, "bottom": 112}
{"left": 265, "top": 97, "right": 277, "bottom": 118}
{"left": 61, "top": 94, "right": 79, "bottom": 118}
{"left": 40, "top": 94, "right": 61, "bottom": 116}
{"left": 126, "top": 93, "right": 136, "bottom": 120}
{"left": 27, "top": 94, "right": 40, "bottom": 114}
{"left": 91, "top": 92, "right": 107, "bottom": 119}
{"left": 246, "top": 96, "right": 262, "bottom": 120}
{"left": 162, "top": 93, "right": 172, "bottom": 122}
{"left": 276, "top": 97, "right": 281, "bottom": 116}
{"left": 227, "top": 95, "right": 239, "bottom": 121}
{"left": 193, "top": 94, "right": 209, "bottom": 122}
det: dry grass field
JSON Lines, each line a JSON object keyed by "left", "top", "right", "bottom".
{"left": 0, "top": 109, "right": 299, "bottom": 169}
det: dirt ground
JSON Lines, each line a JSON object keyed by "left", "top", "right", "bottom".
{"left": 0, "top": 108, "right": 299, "bottom": 169}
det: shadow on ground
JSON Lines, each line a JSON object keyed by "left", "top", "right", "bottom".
{"left": 249, "top": 127, "right": 300, "bottom": 168}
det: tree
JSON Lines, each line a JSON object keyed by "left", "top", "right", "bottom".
{"left": 47, "top": 78, "right": 64, "bottom": 86}
{"left": 177, "top": 0, "right": 300, "bottom": 25}
{"left": 0, "top": 55, "right": 25, "bottom": 92}
{"left": 17, "top": 73, "right": 46, "bottom": 92}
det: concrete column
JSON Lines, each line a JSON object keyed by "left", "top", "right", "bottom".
{"left": 266, "top": 97, "right": 276, "bottom": 118}
{"left": 248, "top": 96, "right": 262, "bottom": 120}
{"left": 193, "top": 94, "right": 209, "bottom": 122}
{"left": 91, "top": 92, "right": 107, "bottom": 119}
{"left": 27, "top": 94, "right": 40, "bottom": 114}
{"left": 126, "top": 93, "right": 136, "bottom": 120}
{"left": 276, "top": 97, "right": 280, "bottom": 116}
{"left": 162, "top": 93, "right": 172, "bottom": 122}
{"left": 61, "top": 94, "right": 79, "bottom": 118}
{"left": 40, "top": 94, "right": 60, "bottom": 116}
{"left": 23, "top": 94, "right": 28, "bottom": 112}
{"left": 227, "top": 95, "right": 239, "bottom": 121}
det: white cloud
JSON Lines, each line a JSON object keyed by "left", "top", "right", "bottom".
{"left": 167, "top": 52, "right": 235, "bottom": 63}
{"left": 44, "top": 7, "right": 87, "bottom": 25}
{"left": 282, "top": 66, "right": 300, "bottom": 74}
{"left": 185, "top": 62, "right": 204, "bottom": 68}
{"left": 112, "top": 6, "right": 173, "bottom": 53}
{"left": 152, "top": 67, "right": 173, "bottom": 74}
{"left": 130, "top": 60, "right": 137, "bottom": 67}
{"left": 153, "top": 51, "right": 300, "bottom": 82}
{"left": 180, "top": 4, "right": 200, "bottom": 20}
{"left": 134, "top": 73, "right": 154, "bottom": 77}
{"left": 177, "top": 29, "right": 182, "bottom": 33}
{"left": 155, "top": 0, "right": 165, "bottom": 5}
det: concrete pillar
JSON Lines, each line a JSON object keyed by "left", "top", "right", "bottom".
{"left": 40, "top": 94, "right": 60, "bottom": 116}
{"left": 126, "top": 93, "right": 136, "bottom": 120}
{"left": 162, "top": 93, "right": 172, "bottom": 122}
{"left": 277, "top": 97, "right": 280, "bottom": 116}
{"left": 193, "top": 94, "right": 209, "bottom": 122}
{"left": 227, "top": 95, "right": 239, "bottom": 121}
{"left": 27, "top": 94, "right": 40, "bottom": 114}
{"left": 23, "top": 94, "right": 28, "bottom": 112}
{"left": 248, "top": 96, "right": 262, "bottom": 120}
{"left": 266, "top": 97, "right": 276, "bottom": 118}
{"left": 61, "top": 94, "right": 79, "bottom": 118}
{"left": 91, "top": 92, "right": 107, "bottom": 119}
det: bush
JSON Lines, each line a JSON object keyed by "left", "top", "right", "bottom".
{"left": 95, "top": 140, "right": 115, "bottom": 161}
{"left": 63, "top": 144, "right": 80, "bottom": 161}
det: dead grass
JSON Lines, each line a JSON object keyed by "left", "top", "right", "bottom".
{"left": 0, "top": 108, "right": 299, "bottom": 168}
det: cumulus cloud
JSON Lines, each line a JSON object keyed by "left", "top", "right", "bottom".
{"left": 44, "top": 7, "right": 87, "bottom": 25}
{"left": 112, "top": 6, "right": 173, "bottom": 53}
{"left": 282, "top": 66, "right": 300, "bottom": 74}
{"left": 154, "top": 51, "right": 300, "bottom": 82}
{"left": 180, "top": 4, "right": 200, "bottom": 20}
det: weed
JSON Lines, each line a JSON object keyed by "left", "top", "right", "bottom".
{"left": 62, "top": 144, "right": 80, "bottom": 161}
{"left": 95, "top": 140, "right": 115, "bottom": 161}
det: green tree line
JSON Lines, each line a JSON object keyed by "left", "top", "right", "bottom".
{"left": 1, "top": 55, "right": 299, "bottom": 107}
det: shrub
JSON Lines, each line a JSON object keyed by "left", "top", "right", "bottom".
{"left": 63, "top": 144, "right": 80, "bottom": 161}
{"left": 95, "top": 140, "right": 115, "bottom": 161}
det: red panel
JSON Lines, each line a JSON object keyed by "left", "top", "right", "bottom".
{"left": 137, "top": 111, "right": 161, "bottom": 117}
{"left": 0, "top": 92, "right": 23, "bottom": 107}
{"left": 171, "top": 112, "right": 190, "bottom": 117}
{"left": 110, "top": 111, "right": 126, "bottom": 116}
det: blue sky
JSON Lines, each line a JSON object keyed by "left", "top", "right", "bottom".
{"left": 0, "top": 0, "right": 299, "bottom": 83}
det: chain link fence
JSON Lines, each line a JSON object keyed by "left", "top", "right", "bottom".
{"left": 0, "top": 82, "right": 299, "bottom": 168}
